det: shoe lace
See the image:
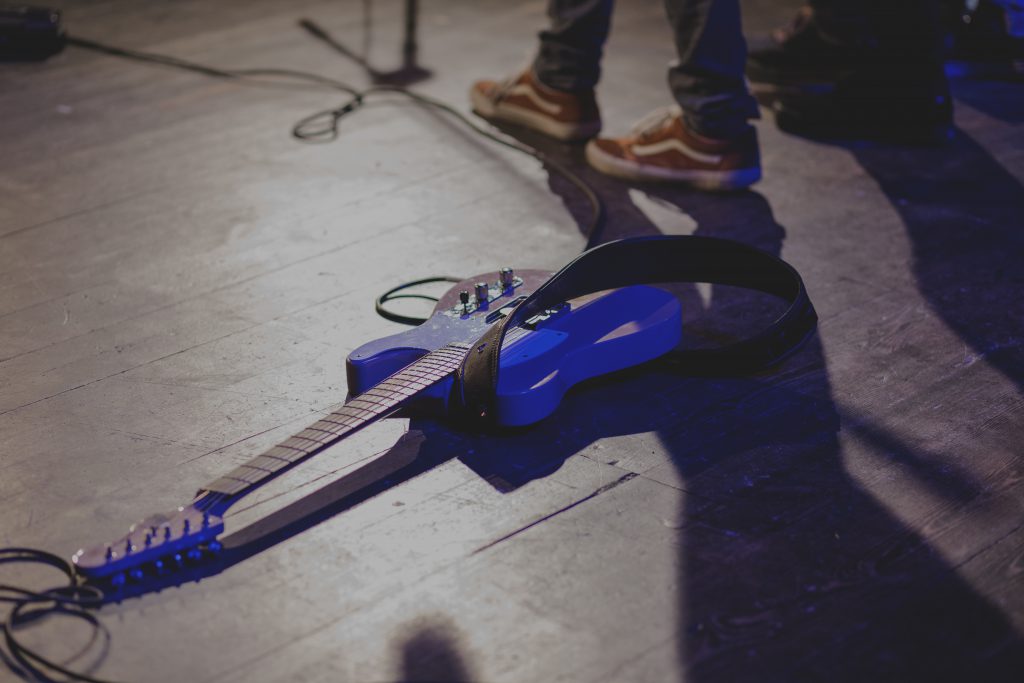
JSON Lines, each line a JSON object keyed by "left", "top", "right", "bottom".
{"left": 494, "top": 61, "right": 536, "bottom": 100}
{"left": 630, "top": 105, "right": 680, "bottom": 139}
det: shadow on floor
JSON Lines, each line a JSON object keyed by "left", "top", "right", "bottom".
{"left": 851, "top": 129, "right": 1024, "bottom": 394}
{"left": 393, "top": 617, "right": 478, "bottom": 683}
{"left": 506, "top": 136, "right": 1024, "bottom": 680}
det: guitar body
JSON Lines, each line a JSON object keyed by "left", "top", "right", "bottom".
{"left": 347, "top": 270, "right": 682, "bottom": 426}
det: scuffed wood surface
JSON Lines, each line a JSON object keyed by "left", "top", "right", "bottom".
{"left": 1, "top": 1, "right": 1022, "bottom": 681}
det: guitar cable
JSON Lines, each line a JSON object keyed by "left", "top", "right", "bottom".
{"left": 0, "top": 548, "right": 113, "bottom": 683}
{"left": 2, "top": 22, "right": 608, "bottom": 682}
{"left": 64, "top": 30, "right": 607, "bottom": 249}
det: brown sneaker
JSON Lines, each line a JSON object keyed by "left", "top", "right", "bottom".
{"left": 470, "top": 69, "right": 602, "bottom": 142}
{"left": 584, "top": 107, "right": 761, "bottom": 190}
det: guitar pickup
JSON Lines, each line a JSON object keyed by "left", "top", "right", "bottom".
{"left": 522, "top": 303, "right": 569, "bottom": 329}
{"left": 485, "top": 295, "right": 528, "bottom": 323}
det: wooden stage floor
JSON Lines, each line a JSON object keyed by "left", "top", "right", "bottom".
{"left": 2, "top": 1, "right": 1022, "bottom": 681}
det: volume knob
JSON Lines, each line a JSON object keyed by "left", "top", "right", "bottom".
{"left": 499, "top": 267, "right": 514, "bottom": 289}
{"left": 474, "top": 282, "right": 490, "bottom": 304}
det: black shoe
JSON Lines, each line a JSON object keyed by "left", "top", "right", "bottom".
{"left": 770, "top": 70, "right": 954, "bottom": 144}
{"left": 746, "top": 5, "right": 872, "bottom": 93}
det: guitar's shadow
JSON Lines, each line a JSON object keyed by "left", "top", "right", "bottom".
{"left": 538, "top": 140, "right": 1023, "bottom": 680}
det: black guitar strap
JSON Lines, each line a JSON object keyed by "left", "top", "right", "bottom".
{"left": 455, "top": 235, "right": 818, "bottom": 422}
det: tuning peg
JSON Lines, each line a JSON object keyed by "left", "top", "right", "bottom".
{"left": 202, "top": 512, "right": 210, "bottom": 528}
{"left": 163, "top": 526, "right": 172, "bottom": 542}
{"left": 183, "top": 519, "right": 191, "bottom": 534}
{"left": 144, "top": 532, "right": 153, "bottom": 547}
{"left": 124, "top": 540, "right": 134, "bottom": 554}
{"left": 152, "top": 559, "right": 166, "bottom": 574}
{"left": 105, "top": 546, "right": 114, "bottom": 562}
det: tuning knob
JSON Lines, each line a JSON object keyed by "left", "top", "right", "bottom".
{"left": 474, "top": 282, "right": 489, "bottom": 304}
{"left": 499, "top": 267, "right": 514, "bottom": 289}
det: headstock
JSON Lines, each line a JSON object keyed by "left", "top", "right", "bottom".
{"left": 73, "top": 496, "right": 225, "bottom": 585}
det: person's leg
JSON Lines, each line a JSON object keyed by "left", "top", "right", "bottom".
{"left": 533, "top": 0, "right": 615, "bottom": 92}
{"left": 753, "top": 0, "right": 951, "bottom": 141}
{"left": 749, "top": 1, "right": 944, "bottom": 81}
{"left": 581, "top": 0, "right": 760, "bottom": 189}
{"left": 663, "top": 0, "right": 760, "bottom": 139}
{"left": 469, "top": 0, "right": 609, "bottom": 141}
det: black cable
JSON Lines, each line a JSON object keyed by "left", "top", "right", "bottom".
{"left": 66, "top": 29, "right": 608, "bottom": 327}
{"left": 375, "top": 276, "right": 462, "bottom": 325}
{"left": 64, "top": 31, "right": 606, "bottom": 249}
{"left": 0, "top": 548, "right": 119, "bottom": 683}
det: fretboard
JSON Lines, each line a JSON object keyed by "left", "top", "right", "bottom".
{"left": 203, "top": 342, "right": 472, "bottom": 497}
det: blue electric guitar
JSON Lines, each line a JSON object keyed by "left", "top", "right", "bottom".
{"left": 72, "top": 268, "right": 682, "bottom": 584}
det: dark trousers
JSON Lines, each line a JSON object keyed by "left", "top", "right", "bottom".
{"left": 810, "top": 0, "right": 944, "bottom": 56}
{"left": 532, "top": 0, "right": 759, "bottom": 139}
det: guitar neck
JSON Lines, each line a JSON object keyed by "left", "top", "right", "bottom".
{"left": 202, "top": 342, "right": 471, "bottom": 498}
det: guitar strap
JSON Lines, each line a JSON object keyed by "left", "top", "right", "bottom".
{"left": 455, "top": 235, "right": 818, "bottom": 422}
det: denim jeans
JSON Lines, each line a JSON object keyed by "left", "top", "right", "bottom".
{"left": 532, "top": 0, "right": 759, "bottom": 138}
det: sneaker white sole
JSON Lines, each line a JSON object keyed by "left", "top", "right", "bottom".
{"left": 470, "top": 87, "right": 601, "bottom": 142}
{"left": 585, "top": 140, "right": 761, "bottom": 190}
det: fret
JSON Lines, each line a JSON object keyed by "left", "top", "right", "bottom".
{"left": 323, "top": 410, "right": 361, "bottom": 423}
{"left": 265, "top": 445, "right": 302, "bottom": 461}
{"left": 318, "top": 417, "right": 353, "bottom": 428}
{"left": 282, "top": 439, "right": 318, "bottom": 452}
{"left": 321, "top": 417, "right": 359, "bottom": 431}
{"left": 258, "top": 452, "right": 293, "bottom": 465}
{"left": 410, "top": 360, "right": 452, "bottom": 371}
{"left": 338, "top": 404, "right": 376, "bottom": 419}
{"left": 202, "top": 343, "right": 470, "bottom": 496}
{"left": 351, "top": 396, "right": 393, "bottom": 410}
{"left": 247, "top": 454, "right": 292, "bottom": 472}
{"left": 342, "top": 398, "right": 377, "bottom": 411}
{"left": 290, "top": 432, "right": 326, "bottom": 445}
{"left": 231, "top": 468, "right": 268, "bottom": 484}
{"left": 240, "top": 462, "right": 275, "bottom": 475}
{"left": 362, "top": 386, "right": 414, "bottom": 400}
{"left": 302, "top": 426, "right": 339, "bottom": 439}
{"left": 399, "top": 370, "right": 448, "bottom": 382}
{"left": 304, "top": 423, "right": 341, "bottom": 435}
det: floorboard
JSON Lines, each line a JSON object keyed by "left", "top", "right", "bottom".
{"left": 1, "top": 1, "right": 1022, "bottom": 681}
